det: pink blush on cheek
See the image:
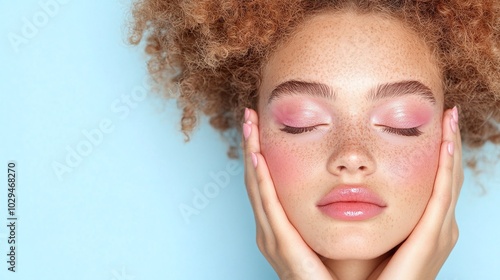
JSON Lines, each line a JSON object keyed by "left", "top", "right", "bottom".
{"left": 388, "top": 142, "right": 440, "bottom": 181}
{"left": 260, "top": 140, "right": 309, "bottom": 193}
{"left": 262, "top": 144, "right": 297, "bottom": 185}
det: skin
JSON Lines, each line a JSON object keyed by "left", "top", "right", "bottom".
{"left": 243, "top": 10, "right": 463, "bottom": 280}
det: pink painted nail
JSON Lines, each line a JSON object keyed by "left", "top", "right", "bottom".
{"left": 251, "top": 152, "right": 258, "bottom": 168}
{"left": 243, "top": 122, "right": 251, "bottom": 140}
{"left": 450, "top": 117, "right": 457, "bottom": 133}
{"left": 244, "top": 108, "right": 250, "bottom": 122}
{"left": 447, "top": 142, "right": 454, "bottom": 156}
{"left": 452, "top": 106, "right": 459, "bottom": 123}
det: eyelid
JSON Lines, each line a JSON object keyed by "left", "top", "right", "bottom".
{"left": 371, "top": 101, "right": 434, "bottom": 130}
{"left": 272, "top": 101, "right": 332, "bottom": 131}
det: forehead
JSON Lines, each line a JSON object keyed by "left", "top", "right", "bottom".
{"left": 259, "top": 11, "right": 443, "bottom": 104}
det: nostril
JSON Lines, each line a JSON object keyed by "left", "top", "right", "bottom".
{"left": 336, "top": 165, "right": 368, "bottom": 173}
{"left": 329, "top": 151, "right": 376, "bottom": 176}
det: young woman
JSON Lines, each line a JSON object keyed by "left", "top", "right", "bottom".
{"left": 129, "top": 1, "right": 500, "bottom": 279}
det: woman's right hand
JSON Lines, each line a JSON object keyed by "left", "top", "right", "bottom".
{"left": 242, "top": 108, "right": 333, "bottom": 280}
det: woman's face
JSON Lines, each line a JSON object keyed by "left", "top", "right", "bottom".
{"left": 258, "top": 11, "right": 444, "bottom": 260}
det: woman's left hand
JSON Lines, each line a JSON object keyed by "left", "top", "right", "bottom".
{"left": 377, "top": 107, "right": 464, "bottom": 279}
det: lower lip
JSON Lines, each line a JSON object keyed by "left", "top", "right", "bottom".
{"left": 318, "top": 202, "right": 384, "bottom": 221}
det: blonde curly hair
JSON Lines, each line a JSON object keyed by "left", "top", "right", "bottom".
{"left": 128, "top": 0, "right": 500, "bottom": 156}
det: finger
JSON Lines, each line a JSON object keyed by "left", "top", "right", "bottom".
{"left": 242, "top": 108, "right": 274, "bottom": 236}
{"left": 242, "top": 109, "right": 264, "bottom": 216}
{"left": 417, "top": 109, "right": 456, "bottom": 234}
{"left": 442, "top": 106, "right": 463, "bottom": 225}
{"left": 450, "top": 106, "right": 463, "bottom": 209}
{"left": 442, "top": 107, "right": 463, "bottom": 244}
{"left": 242, "top": 111, "right": 260, "bottom": 211}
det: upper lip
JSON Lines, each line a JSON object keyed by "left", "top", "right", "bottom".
{"left": 316, "top": 185, "right": 387, "bottom": 207}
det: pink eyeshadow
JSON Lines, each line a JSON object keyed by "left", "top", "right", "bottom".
{"left": 270, "top": 99, "right": 331, "bottom": 127}
{"left": 372, "top": 101, "right": 434, "bottom": 128}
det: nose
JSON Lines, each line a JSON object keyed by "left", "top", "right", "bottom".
{"left": 327, "top": 142, "right": 376, "bottom": 177}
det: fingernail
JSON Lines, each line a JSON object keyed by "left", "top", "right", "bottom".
{"left": 243, "top": 122, "right": 251, "bottom": 140}
{"left": 450, "top": 117, "right": 457, "bottom": 133}
{"left": 447, "top": 141, "right": 454, "bottom": 156}
{"left": 244, "top": 108, "right": 250, "bottom": 122}
{"left": 452, "top": 106, "right": 459, "bottom": 123}
{"left": 251, "top": 152, "right": 258, "bottom": 168}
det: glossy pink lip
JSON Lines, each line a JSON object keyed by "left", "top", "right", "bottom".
{"left": 317, "top": 186, "right": 387, "bottom": 221}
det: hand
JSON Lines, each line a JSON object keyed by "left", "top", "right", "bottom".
{"left": 378, "top": 107, "right": 464, "bottom": 279}
{"left": 242, "top": 108, "right": 333, "bottom": 280}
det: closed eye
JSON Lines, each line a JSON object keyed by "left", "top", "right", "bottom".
{"left": 382, "top": 126, "right": 422, "bottom": 137}
{"left": 280, "top": 125, "right": 317, "bottom": 134}
{"left": 281, "top": 125, "right": 422, "bottom": 136}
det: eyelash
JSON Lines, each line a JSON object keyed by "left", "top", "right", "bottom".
{"left": 280, "top": 125, "right": 422, "bottom": 136}
{"left": 382, "top": 126, "right": 423, "bottom": 137}
{"left": 280, "top": 125, "right": 317, "bottom": 134}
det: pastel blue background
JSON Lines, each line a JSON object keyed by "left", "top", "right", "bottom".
{"left": 0, "top": 1, "right": 499, "bottom": 279}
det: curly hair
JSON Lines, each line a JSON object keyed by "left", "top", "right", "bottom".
{"left": 128, "top": 0, "right": 500, "bottom": 156}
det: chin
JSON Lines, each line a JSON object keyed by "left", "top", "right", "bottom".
{"left": 304, "top": 225, "right": 404, "bottom": 261}
{"left": 317, "top": 243, "right": 393, "bottom": 261}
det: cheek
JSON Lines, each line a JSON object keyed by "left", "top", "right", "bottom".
{"left": 260, "top": 136, "right": 301, "bottom": 189}
{"left": 259, "top": 130, "right": 319, "bottom": 197}
{"left": 384, "top": 134, "right": 441, "bottom": 206}
{"left": 388, "top": 143, "right": 440, "bottom": 180}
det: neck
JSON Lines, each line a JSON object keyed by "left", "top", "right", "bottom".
{"left": 321, "top": 251, "right": 393, "bottom": 280}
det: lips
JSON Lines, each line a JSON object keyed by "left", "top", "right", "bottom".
{"left": 317, "top": 186, "right": 387, "bottom": 221}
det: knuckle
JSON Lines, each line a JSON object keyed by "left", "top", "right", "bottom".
{"left": 451, "top": 223, "right": 459, "bottom": 244}
{"left": 281, "top": 271, "right": 300, "bottom": 280}
{"left": 256, "top": 237, "right": 270, "bottom": 256}
{"left": 261, "top": 196, "right": 271, "bottom": 211}
{"left": 256, "top": 237, "right": 266, "bottom": 253}
{"left": 437, "top": 191, "right": 452, "bottom": 207}
{"left": 256, "top": 175, "right": 266, "bottom": 188}
{"left": 256, "top": 234, "right": 277, "bottom": 257}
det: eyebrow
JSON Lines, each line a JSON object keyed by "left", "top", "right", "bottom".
{"left": 268, "top": 80, "right": 436, "bottom": 104}
{"left": 370, "top": 80, "right": 436, "bottom": 103}
{"left": 268, "top": 80, "right": 335, "bottom": 103}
